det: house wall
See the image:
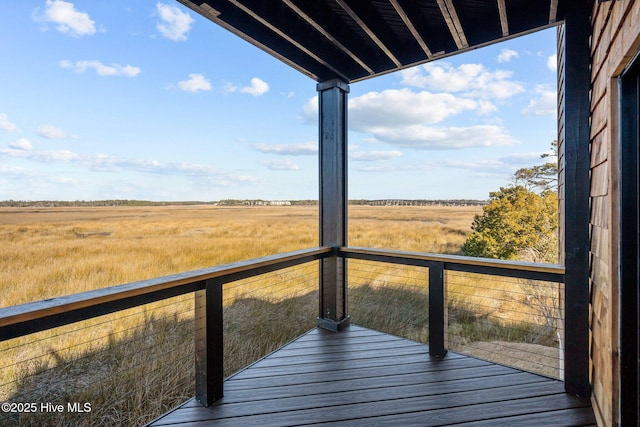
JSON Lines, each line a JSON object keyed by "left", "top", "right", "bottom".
{"left": 589, "top": 1, "right": 640, "bottom": 426}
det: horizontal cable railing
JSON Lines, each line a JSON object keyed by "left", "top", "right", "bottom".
{"left": 0, "top": 294, "right": 196, "bottom": 426}
{"left": 340, "top": 246, "right": 565, "bottom": 378}
{"left": 219, "top": 262, "right": 319, "bottom": 377}
{"left": 0, "top": 247, "right": 331, "bottom": 425}
{"left": 348, "top": 260, "right": 428, "bottom": 342}
{"left": 0, "top": 247, "right": 333, "bottom": 341}
{"left": 446, "top": 271, "right": 563, "bottom": 378}
{"left": 1, "top": 245, "right": 566, "bottom": 424}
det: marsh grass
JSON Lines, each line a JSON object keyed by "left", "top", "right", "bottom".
{"left": 1, "top": 268, "right": 318, "bottom": 426}
{"left": 0, "top": 204, "right": 561, "bottom": 424}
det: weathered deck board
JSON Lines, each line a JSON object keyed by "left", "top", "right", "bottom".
{"left": 149, "top": 325, "right": 594, "bottom": 426}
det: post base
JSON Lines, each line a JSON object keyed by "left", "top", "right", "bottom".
{"left": 317, "top": 315, "right": 351, "bottom": 331}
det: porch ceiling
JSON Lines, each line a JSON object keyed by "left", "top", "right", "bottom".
{"left": 177, "top": 0, "right": 565, "bottom": 83}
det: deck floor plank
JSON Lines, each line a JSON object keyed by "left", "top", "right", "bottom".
{"left": 228, "top": 354, "right": 496, "bottom": 383}
{"left": 149, "top": 325, "right": 594, "bottom": 426}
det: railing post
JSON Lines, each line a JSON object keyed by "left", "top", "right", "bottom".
{"left": 195, "top": 279, "right": 223, "bottom": 406}
{"left": 429, "top": 262, "right": 447, "bottom": 358}
{"left": 317, "top": 78, "right": 350, "bottom": 331}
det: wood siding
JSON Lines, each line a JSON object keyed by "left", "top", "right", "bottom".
{"left": 589, "top": 2, "right": 640, "bottom": 426}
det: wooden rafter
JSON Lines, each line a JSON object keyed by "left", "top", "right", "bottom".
{"left": 497, "top": 0, "right": 509, "bottom": 37}
{"left": 389, "top": 0, "right": 432, "bottom": 58}
{"left": 281, "top": 0, "right": 374, "bottom": 75}
{"left": 226, "top": 0, "right": 350, "bottom": 81}
{"left": 181, "top": 0, "right": 566, "bottom": 83}
{"left": 436, "top": 0, "right": 468, "bottom": 49}
{"left": 549, "top": 0, "right": 559, "bottom": 23}
{"left": 335, "top": 0, "right": 402, "bottom": 67}
{"left": 188, "top": 2, "right": 318, "bottom": 80}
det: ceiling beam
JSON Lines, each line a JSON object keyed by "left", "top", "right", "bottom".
{"left": 281, "top": 0, "right": 374, "bottom": 75}
{"left": 187, "top": 2, "right": 318, "bottom": 80}
{"left": 335, "top": 0, "right": 402, "bottom": 67}
{"left": 549, "top": 0, "right": 559, "bottom": 23}
{"left": 389, "top": 0, "right": 433, "bottom": 58}
{"left": 497, "top": 0, "right": 509, "bottom": 37}
{"left": 436, "top": 0, "right": 468, "bottom": 49}
{"left": 227, "top": 0, "right": 350, "bottom": 81}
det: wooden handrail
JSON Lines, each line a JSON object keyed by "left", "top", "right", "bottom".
{"left": 339, "top": 246, "right": 565, "bottom": 282}
{"left": 0, "top": 247, "right": 333, "bottom": 341}
{"left": 0, "top": 245, "right": 565, "bottom": 342}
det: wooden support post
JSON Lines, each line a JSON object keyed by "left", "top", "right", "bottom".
{"left": 619, "top": 53, "right": 639, "bottom": 426}
{"left": 195, "top": 279, "right": 223, "bottom": 406}
{"left": 317, "top": 78, "right": 350, "bottom": 331}
{"left": 429, "top": 262, "right": 447, "bottom": 358}
{"left": 562, "top": 4, "right": 591, "bottom": 397}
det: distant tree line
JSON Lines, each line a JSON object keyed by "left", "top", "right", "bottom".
{"left": 0, "top": 199, "right": 488, "bottom": 208}
{"left": 355, "top": 199, "right": 487, "bottom": 207}
{"left": 0, "top": 200, "right": 217, "bottom": 207}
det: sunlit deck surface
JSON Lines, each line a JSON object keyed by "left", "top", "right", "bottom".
{"left": 149, "top": 325, "right": 595, "bottom": 426}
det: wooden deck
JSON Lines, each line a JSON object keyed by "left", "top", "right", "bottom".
{"left": 149, "top": 325, "right": 595, "bottom": 426}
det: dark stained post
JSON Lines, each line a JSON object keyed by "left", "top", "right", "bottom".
{"left": 562, "top": 4, "right": 591, "bottom": 397}
{"left": 195, "top": 279, "right": 223, "bottom": 406}
{"left": 428, "top": 262, "right": 447, "bottom": 358}
{"left": 317, "top": 78, "right": 350, "bottom": 331}
{"left": 619, "top": 50, "right": 639, "bottom": 426}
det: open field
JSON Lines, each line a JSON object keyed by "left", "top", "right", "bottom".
{"left": 0, "top": 204, "right": 562, "bottom": 426}
{"left": 0, "top": 204, "right": 480, "bottom": 306}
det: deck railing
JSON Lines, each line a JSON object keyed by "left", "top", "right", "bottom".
{"left": 341, "top": 247, "right": 565, "bottom": 379}
{"left": 0, "top": 246, "right": 565, "bottom": 418}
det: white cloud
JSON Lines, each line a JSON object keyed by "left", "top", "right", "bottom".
{"left": 302, "top": 88, "right": 515, "bottom": 151}
{"left": 400, "top": 63, "right": 524, "bottom": 100}
{"left": 302, "top": 96, "right": 318, "bottom": 123}
{"left": 350, "top": 150, "right": 402, "bottom": 161}
{"left": 371, "top": 124, "right": 518, "bottom": 150}
{"left": 259, "top": 158, "right": 300, "bottom": 171}
{"left": 0, "top": 164, "right": 44, "bottom": 178}
{"left": 349, "top": 89, "right": 478, "bottom": 130}
{"left": 497, "top": 49, "right": 519, "bottom": 63}
{"left": 222, "top": 82, "right": 239, "bottom": 94}
{"left": 34, "top": 0, "right": 96, "bottom": 37}
{"left": 0, "top": 113, "right": 17, "bottom": 132}
{"left": 156, "top": 3, "right": 194, "bottom": 41}
{"left": 224, "top": 78, "right": 270, "bottom": 96}
{"left": 240, "top": 78, "right": 270, "bottom": 96}
{"left": 436, "top": 158, "right": 506, "bottom": 173}
{"left": 303, "top": 89, "right": 482, "bottom": 129}
{"left": 522, "top": 85, "right": 556, "bottom": 116}
{"left": 547, "top": 54, "right": 557, "bottom": 71}
{"left": 0, "top": 148, "right": 79, "bottom": 163}
{"left": 60, "top": 60, "right": 141, "bottom": 77}
{"left": 476, "top": 100, "right": 498, "bottom": 115}
{"left": 37, "top": 124, "right": 76, "bottom": 139}
{"left": 0, "top": 146, "right": 239, "bottom": 178}
{"left": 254, "top": 141, "right": 317, "bottom": 155}
{"left": 9, "top": 138, "right": 32, "bottom": 150}
{"left": 177, "top": 73, "right": 212, "bottom": 92}
{"left": 352, "top": 163, "right": 416, "bottom": 173}
{"left": 500, "top": 151, "right": 557, "bottom": 165}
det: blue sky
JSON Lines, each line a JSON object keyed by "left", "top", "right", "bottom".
{"left": 0, "top": 1, "right": 558, "bottom": 201}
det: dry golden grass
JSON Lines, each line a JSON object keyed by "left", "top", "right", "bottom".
{"left": 349, "top": 205, "right": 478, "bottom": 253}
{"left": 0, "top": 204, "right": 562, "bottom": 425}
{"left": 0, "top": 205, "right": 320, "bottom": 306}
{"left": 0, "top": 204, "right": 478, "bottom": 306}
